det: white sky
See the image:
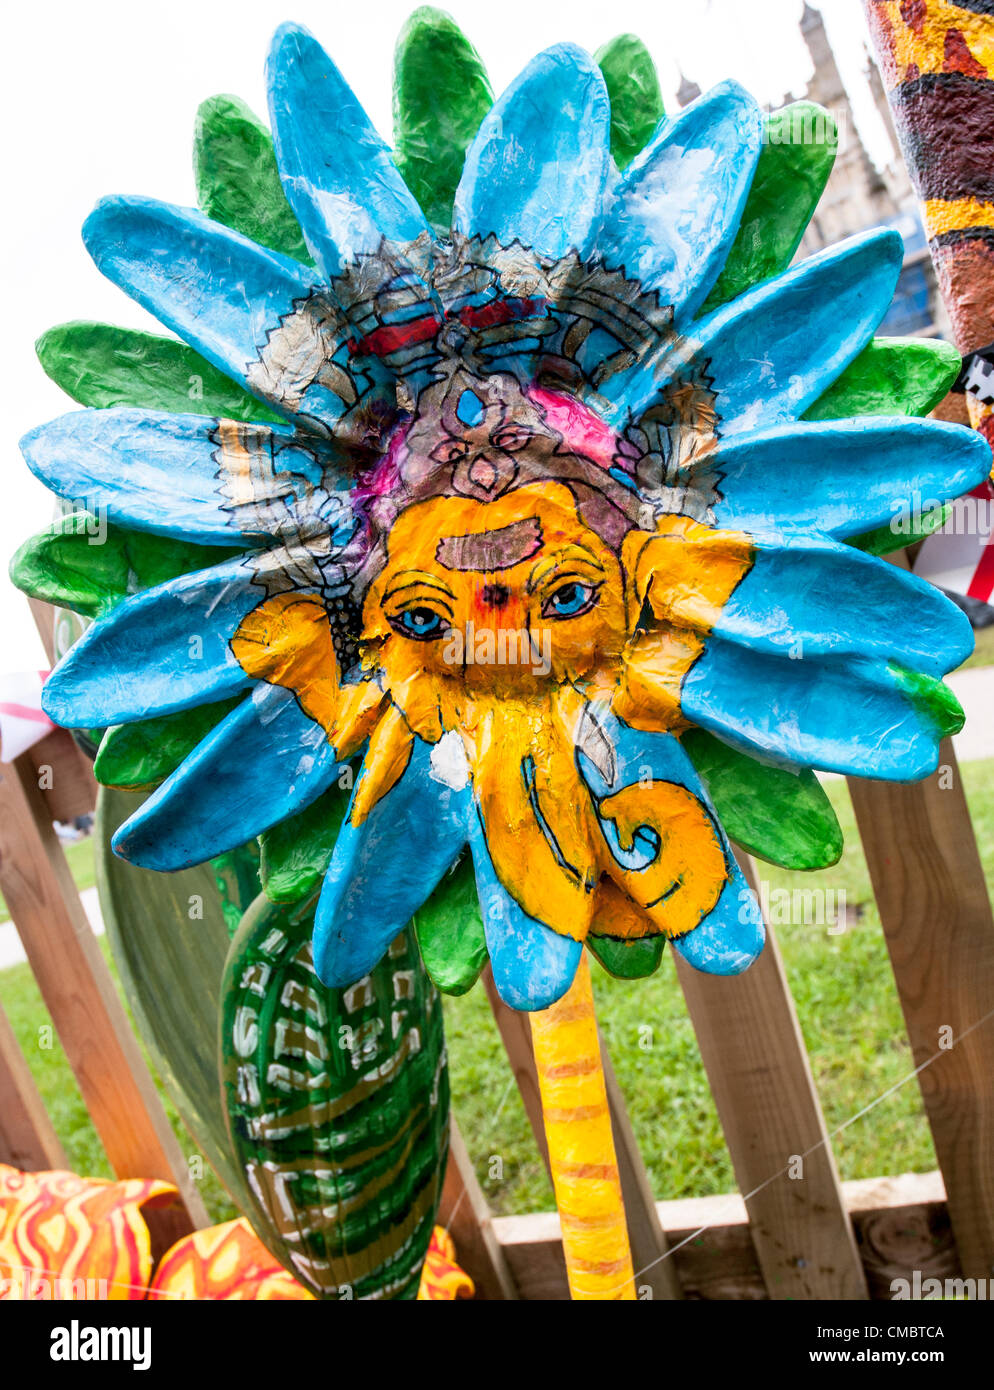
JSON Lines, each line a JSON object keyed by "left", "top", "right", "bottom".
{"left": 0, "top": 0, "right": 890, "bottom": 670}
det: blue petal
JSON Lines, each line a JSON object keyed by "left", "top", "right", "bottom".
{"left": 710, "top": 417, "right": 992, "bottom": 538}
{"left": 82, "top": 197, "right": 384, "bottom": 430}
{"left": 42, "top": 554, "right": 258, "bottom": 727}
{"left": 454, "top": 44, "right": 611, "bottom": 260}
{"left": 600, "top": 81, "right": 763, "bottom": 324}
{"left": 671, "top": 868, "right": 765, "bottom": 976}
{"left": 681, "top": 642, "right": 950, "bottom": 780}
{"left": 313, "top": 735, "right": 471, "bottom": 988}
{"left": 469, "top": 815, "right": 582, "bottom": 1010}
{"left": 20, "top": 408, "right": 340, "bottom": 546}
{"left": 577, "top": 709, "right": 765, "bottom": 976}
{"left": 112, "top": 683, "right": 339, "bottom": 869}
{"left": 606, "top": 228, "right": 903, "bottom": 427}
{"left": 710, "top": 532, "right": 974, "bottom": 677}
{"left": 267, "top": 24, "right": 431, "bottom": 279}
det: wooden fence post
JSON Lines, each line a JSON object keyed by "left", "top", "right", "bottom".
{"left": 0, "top": 748, "right": 206, "bottom": 1243}
{"left": 0, "top": 1000, "right": 67, "bottom": 1172}
{"left": 438, "top": 1117, "right": 518, "bottom": 1300}
{"left": 675, "top": 852, "right": 868, "bottom": 1299}
{"left": 848, "top": 741, "right": 994, "bottom": 1279}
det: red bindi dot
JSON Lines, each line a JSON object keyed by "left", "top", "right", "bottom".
{"left": 480, "top": 583, "right": 510, "bottom": 608}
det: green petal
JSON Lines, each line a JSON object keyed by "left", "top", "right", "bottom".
{"left": 594, "top": 33, "right": 664, "bottom": 170}
{"left": 890, "top": 665, "right": 964, "bottom": 739}
{"left": 850, "top": 502, "right": 951, "bottom": 557}
{"left": 9, "top": 514, "right": 238, "bottom": 620}
{"left": 806, "top": 337, "right": 962, "bottom": 554}
{"left": 259, "top": 781, "right": 351, "bottom": 903}
{"left": 702, "top": 101, "right": 836, "bottom": 314}
{"left": 413, "top": 852, "right": 488, "bottom": 995}
{"left": 683, "top": 727, "right": 843, "bottom": 871}
{"left": 803, "top": 336, "right": 961, "bottom": 421}
{"left": 94, "top": 700, "right": 242, "bottom": 791}
{"left": 36, "top": 321, "right": 283, "bottom": 422}
{"left": 393, "top": 6, "right": 493, "bottom": 232}
{"left": 587, "top": 934, "right": 665, "bottom": 980}
{"left": 194, "top": 94, "right": 313, "bottom": 263}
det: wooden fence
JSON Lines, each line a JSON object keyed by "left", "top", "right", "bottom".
{"left": 2, "top": 601, "right": 994, "bottom": 1298}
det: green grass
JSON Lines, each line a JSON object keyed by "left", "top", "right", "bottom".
{"left": 958, "top": 621, "right": 994, "bottom": 671}
{"left": 4, "top": 760, "right": 994, "bottom": 1224}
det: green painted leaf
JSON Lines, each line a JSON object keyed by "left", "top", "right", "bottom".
{"left": 891, "top": 665, "right": 964, "bottom": 739}
{"left": 9, "top": 514, "right": 240, "bottom": 620}
{"left": 806, "top": 338, "right": 962, "bottom": 554}
{"left": 94, "top": 700, "right": 242, "bottom": 791}
{"left": 96, "top": 787, "right": 259, "bottom": 1204}
{"left": 393, "top": 6, "right": 493, "bottom": 232}
{"left": 803, "top": 336, "right": 961, "bottom": 422}
{"left": 413, "top": 852, "right": 488, "bottom": 995}
{"left": 683, "top": 727, "right": 843, "bottom": 871}
{"left": 259, "top": 781, "right": 352, "bottom": 903}
{"left": 594, "top": 34, "right": 664, "bottom": 170}
{"left": 36, "top": 321, "right": 283, "bottom": 423}
{"left": 587, "top": 935, "right": 665, "bottom": 980}
{"left": 222, "top": 893, "right": 448, "bottom": 1299}
{"left": 850, "top": 502, "right": 951, "bottom": 557}
{"left": 703, "top": 102, "right": 837, "bottom": 314}
{"left": 194, "top": 94, "right": 313, "bottom": 264}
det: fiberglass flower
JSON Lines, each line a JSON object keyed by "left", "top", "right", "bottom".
{"left": 18, "top": 25, "right": 990, "bottom": 1010}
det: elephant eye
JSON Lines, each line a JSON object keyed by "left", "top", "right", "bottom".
{"left": 541, "top": 581, "right": 599, "bottom": 619}
{"left": 391, "top": 606, "right": 446, "bottom": 640}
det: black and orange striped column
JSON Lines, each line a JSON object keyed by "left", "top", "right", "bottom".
{"left": 865, "top": 0, "right": 994, "bottom": 443}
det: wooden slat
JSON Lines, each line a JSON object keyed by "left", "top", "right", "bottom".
{"left": 848, "top": 738, "right": 994, "bottom": 1278}
{"left": 482, "top": 966, "right": 549, "bottom": 1169}
{"left": 0, "top": 998, "right": 67, "bottom": 1171}
{"left": 28, "top": 597, "right": 57, "bottom": 666}
{"left": 493, "top": 1171, "right": 957, "bottom": 1301}
{"left": 482, "top": 963, "right": 683, "bottom": 1299}
{"left": 22, "top": 599, "right": 97, "bottom": 825}
{"left": 0, "top": 750, "right": 206, "bottom": 1242}
{"left": 675, "top": 852, "right": 868, "bottom": 1299}
{"left": 28, "top": 727, "right": 98, "bottom": 826}
{"left": 438, "top": 1117, "right": 518, "bottom": 1300}
{"left": 599, "top": 1042, "right": 682, "bottom": 1299}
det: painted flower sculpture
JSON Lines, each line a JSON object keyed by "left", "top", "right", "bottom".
{"left": 11, "top": 13, "right": 991, "bottom": 1301}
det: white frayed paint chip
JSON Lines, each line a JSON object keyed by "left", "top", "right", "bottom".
{"left": 429, "top": 731, "right": 471, "bottom": 790}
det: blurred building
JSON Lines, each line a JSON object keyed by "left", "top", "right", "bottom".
{"left": 796, "top": 3, "right": 949, "bottom": 337}
{"left": 676, "top": 1, "right": 950, "bottom": 337}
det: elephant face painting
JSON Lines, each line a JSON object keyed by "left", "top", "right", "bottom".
{"left": 18, "top": 22, "right": 990, "bottom": 1012}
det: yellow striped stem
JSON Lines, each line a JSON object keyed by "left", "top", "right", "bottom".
{"left": 528, "top": 953, "right": 636, "bottom": 1300}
